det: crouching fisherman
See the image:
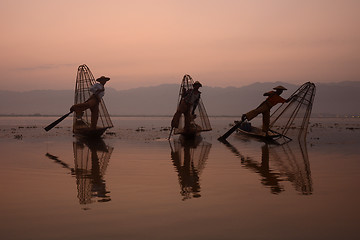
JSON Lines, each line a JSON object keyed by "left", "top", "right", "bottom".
{"left": 171, "top": 81, "right": 202, "bottom": 133}
{"left": 70, "top": 76, "right": 110, "bottom": 129}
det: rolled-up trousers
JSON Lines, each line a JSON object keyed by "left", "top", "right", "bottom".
{"left": 71, "top": 95, "right": 100, "bottom": 129}
{"left": 245, "top": 102, "right": 271, "bottom": 132}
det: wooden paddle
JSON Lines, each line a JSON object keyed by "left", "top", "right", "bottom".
{"left": 217, "top": 120, "right": 243, "bottom": 141}
{"left": 44, "top": 111, "right": 72, "bottom": 132}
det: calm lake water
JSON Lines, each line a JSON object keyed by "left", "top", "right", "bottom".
{"left": 0, "top": 116, "right": 359, "bottom": 240}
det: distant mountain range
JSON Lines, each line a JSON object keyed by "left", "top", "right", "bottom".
{"left": 0, "top": 81, "right": 359, "bottom": 116}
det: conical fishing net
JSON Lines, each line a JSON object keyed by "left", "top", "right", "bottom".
{"left": 73, "top": 64, "right": 113, "bottom": 130}
{"left": 270, "top": 82, "right": 316, "bottom": 141}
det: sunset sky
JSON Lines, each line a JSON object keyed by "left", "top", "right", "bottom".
{"left": 1, "top": 0, "right": 359, "bottom": 91}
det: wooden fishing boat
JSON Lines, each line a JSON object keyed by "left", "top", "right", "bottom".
{"left": 73, "top": 121, "right": 109, "bottom": 138}
{"left": 172, "top": 75, "right": 212, "bottom": 139}
{"left": 236, "top": 121, "right": 281, "bottom": 141}
{"left": 73, "top": 64, "right": 113, "bottom": 138}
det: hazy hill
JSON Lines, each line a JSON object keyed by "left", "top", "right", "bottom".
{"left": 0, "top": 81, "right": 359, "bottom": 116}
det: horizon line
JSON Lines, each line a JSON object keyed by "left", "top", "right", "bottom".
{"left": 1, "top": 80, "right": 359, "bottom": 92}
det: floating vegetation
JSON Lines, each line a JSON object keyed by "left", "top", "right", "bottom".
{"left": 160, "top": 127, "right": 171, "bottom": 131}
{"left": 346, "top": 127, "right": 360, "bottom": 130}
{"left": 106, "top": 131, "right": 116, "bottom": 136}
{"left": 135, "top": 127, "right": 145, "bottom": 132}
{"left": 14, "top": 134, "right": 23, "bottom": 140}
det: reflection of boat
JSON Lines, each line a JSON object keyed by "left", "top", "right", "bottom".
{"left": 169, "top": 137, "right": 212, "bottom": 200}
{"left": 220, "top": 139, "right": 312, "bottom": 195}
{"left": 73, "top": 137, "right": 113, "bottom": 206}
{"left": 172, "top": 75, "right": 212, "bottom": 139}
{"left": 72, "top": 64, "right": 113, "bottom": 138}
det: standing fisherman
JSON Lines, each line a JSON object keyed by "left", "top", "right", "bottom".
{"left": 70, "top": 76, "right": 110, "bottom": 129}
{"left": 171, "top": 81, "right": 202, "bottom": 133}
{"left": 241, "top": 85, "right": 290, "bottom": 135}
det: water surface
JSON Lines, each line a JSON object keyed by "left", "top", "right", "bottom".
{"left": 0, "top": 116, "right": 359, "bottom": 240}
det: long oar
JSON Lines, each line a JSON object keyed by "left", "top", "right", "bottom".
{"left": 217, "top": 120, "right": 243, "bottom": 141}
{"left": 44, "top": 111, "right": 73, "bottom": 132}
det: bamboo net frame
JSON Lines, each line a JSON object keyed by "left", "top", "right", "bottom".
{"left": 270, "top": 82, "right": 316, "bottom": 141}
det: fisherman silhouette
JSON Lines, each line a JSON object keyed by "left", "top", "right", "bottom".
{"left": 70, "top": 76, "right": 110, "bottom": 129}
{"left": 171, "top": 81, "right": 202, "bottom": 133}
{"left": 241, "top": 85, "right": 291, "bottom": 135}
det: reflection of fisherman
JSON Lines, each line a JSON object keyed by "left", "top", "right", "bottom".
{"left": 88, "top": 142, "right": 111, "bottom": 202}
{"left": 171, "top": 81, "right": 202, "bottom": 132}
{"left": 259, "top": 144, "right": 283, "bottom": 194}
{"left": 221, "top": 140, "right": 284, "bottom": 194}
{"left": 170, "top": 139, "right": 203, "bottom": 200}
{"left": 70, "top": 76, "right": 110, "bottom": 129}
{"left": 45, "top": 138, "right": 112, "bottom": 206}
{"left": 241, "top": 85, "right": 290, "bottom": 134}
{"left": 171, "top": 144, "right": 201, "bottom": 200}
{"left": 74, "top": 139, "right": 111, "bottom": 205}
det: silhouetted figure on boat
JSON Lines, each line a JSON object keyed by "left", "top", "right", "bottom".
{"left": 70, "top": 76, "right": 110, "bottom": 129}
{"left": 169, "top": 75, "right": 211, "bottom": 139}
{"left": 171, "top": 81, "right": 202, "bottom": 133}
{"left": 241, "top": 85, "right": 291, "bottom": 135}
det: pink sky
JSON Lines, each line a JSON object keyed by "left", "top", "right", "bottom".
{"left": 1, "top": 0, "right": 359, "bottom": 91}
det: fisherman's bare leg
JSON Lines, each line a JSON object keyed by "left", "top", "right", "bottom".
{"left": 70, "top": 96, "right": 99, "bottom": 126}
{"left": 184, "top": 105, "right": 192, "bottom": 132}
{"left": 171, "top": 100, "right": 188, "bottom": 128}
{"left": 70, "top": 102, "right": 91, "bottom": 119}
{"left": 245, "top": 103, "right": 268, "bottom": 121}
{"left": 90, "top": 104, "right": 99, "bottom": 129}
{"left": 171, "top": 111, "right": 182, "bottom": 128}
{"left": 262, "top": 109, "right": 270, "bottom": 133}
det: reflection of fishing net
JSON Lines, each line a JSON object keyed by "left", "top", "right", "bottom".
{"left": 222, "top": 140, "right": 312, "bottom": 195}
{"left": 170, "top": 139, "right": 212, "bottom": 200}
{"left": 73, "top": 139, "right": 113, "bottom": 205}
{"left": 270, "top": 82, "right": 316, "bottom": 141}
{"left": 269, "top": 142, "right": 313, "bottom": 195}
{"left": 73, "top": 64, "right": 113, "bottom": 129}
{"left": 173, "top": 75, "right": 212, "bottom": 135}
